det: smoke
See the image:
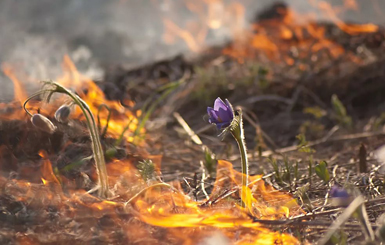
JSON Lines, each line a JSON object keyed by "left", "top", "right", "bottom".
{"left": 0, "top": 0, "right": 383, "bottom": 101}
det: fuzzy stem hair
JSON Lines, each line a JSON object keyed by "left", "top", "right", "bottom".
{"left": 230, "top": 109, "right": 249, "bottom": 209}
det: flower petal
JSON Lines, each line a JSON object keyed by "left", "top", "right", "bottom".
{"left": 217, "top": 99, "right": 233, "bottom": 122}
{"left": 330, "top": 186, "right": 350, "bottom": 198}
{"left": 216, "top": 108, "right": 230, "bottom": 123}
{"left": 207, "top": 98, "right": 234, "bottom": 130}
{"left": 213, "top": 97, "right": 228, "bottom": 111}
{"left": 225, "top": 99, "right": 234, "bottom": 116}
{"left": 207, "top": 107, "right": 219, "bottom": 123}
{"left": 216, "top": 121, "right": 231, "bottom": 130}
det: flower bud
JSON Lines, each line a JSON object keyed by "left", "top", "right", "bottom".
{"left": 31, "top": 114, "right": 56, "bottom": 134}
{"left": 54, "top": 105, "right": 71, "bottom": 123}
{"left": 207, "top": 97, "right": 234, "bottom": 130}
{"left": 329, "top": 185, "right": 352, "bottom": 207}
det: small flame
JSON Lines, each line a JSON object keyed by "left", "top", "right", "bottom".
{"left": 1, "top": 56, "right": 140, "bottom": 142}
{"left": 316, "top": 1, "right": 378, "bottom": 35}
{"left": 2, "top": 64, "right": 28, "bottom": 104}
{"left": 39, "top": 150, "right": 61, "bottom": 186}
{"left": 56, "top": 57, "right": 140, "bottom": 141}
{"left": 41, "top": 178, "right": 48, "bottom": 185}
{"left": 163, "top": 0, "right": 246, "bottom": 54}
{"left": 163, "top": 19, "right": 205, "bottom": 53}
{"left": 59, "top": 54, "right": 82, "bottom": 89}
{"left": 131, "top": 160, "right": 303, "bottom": 243}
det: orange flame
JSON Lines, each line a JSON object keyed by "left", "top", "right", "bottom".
{"left": 163, "top": 0, "right": 246, "bottom": 54}
{"left": 163, "top": 19, "right": 206, "bottom": 53}
{"left": 39, "top": 150, "right": 61, "bottom": 186}
{"left": 1, "top": 56, "right": 140, "bottom": 142}
{"left": 316, "top": 1, "right": 378, "bottom": 35}
{"left": 163, "top": 0, "right": 378, "bottom": 65}
{"left": 2, "top": 64, "right": 28, "bottom": 104}
{"left": 0, "top": 58, "right": 305, "bottom": 243}
{"left": 126, "top": 160, "right": 303, "bottom": 244}
{"left": 57, "top": 57, "right": 140, "bottom": 141}
{"left": 0, "top": 154, "right": 304, "bottom": 244}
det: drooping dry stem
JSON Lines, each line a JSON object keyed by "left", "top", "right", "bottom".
{"left": 53, "top": 82, "right": 109, "bottom": 198}
{"left": 23, "top": 90, "right": 54, "bottom": 117}
{"left": 25, "top": 81, "right": 109, "bottom": 198}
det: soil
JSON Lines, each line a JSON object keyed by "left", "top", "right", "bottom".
{"left": 2, "top": 10, "right": 385, "bottom": 244}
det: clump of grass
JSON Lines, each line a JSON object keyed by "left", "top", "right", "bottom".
{"left": 203, "top": 147, "right": 216, "bottom": 176}
{"left": 300, "top": 106, "right": 327, "bottom": 139}
{"left": 315, "top": 160, "right": 330, "bottom": 184}
{"left": 294, "top": 183, "right": 312, "bottom": 211}
{"left": 192, "top": 66, "right": 228, "bottom": 103}
{"left": 268, "top": 156, "right": 299, "bottom": 191}
{"left": 137, "top": 159, "right": 156, "bottom": 183}
{"left": 331, "top": 94, "right": 352, "bottom": 128}
{"left": 246, "top": 63, "right": 270, "bottom": 89}
{"left": 297, "top": 134, "right": 315, "bottom": 186}
{"left": 192, "top": 62, "right": 270, "bottom": 104}
{"left": 133, "top": 80, "right": 183, "bottom": 143}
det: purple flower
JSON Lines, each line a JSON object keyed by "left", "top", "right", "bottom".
{"left": 207, "top": 98, "right": 234, "bottom": 130}
{"left": 329, "top": 185, "right": 352, "bottom": 206}
{"left": 330, "top": 185, "right": 350, "bottom": 199}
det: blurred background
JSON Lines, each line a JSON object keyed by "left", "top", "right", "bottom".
{"left": 1, "top": 0, "right": 384, "bottom": 101}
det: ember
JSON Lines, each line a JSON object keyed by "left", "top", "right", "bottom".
{"left": 1, "top": 0, "right": 385, "bottom": 244}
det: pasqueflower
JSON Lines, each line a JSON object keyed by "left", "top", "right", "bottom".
{"left": 207, "top": 97, "right": 234, "bottom": 130}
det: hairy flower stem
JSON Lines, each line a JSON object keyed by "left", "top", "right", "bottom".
{"left": 55, "top": 83, "right": 109, "bottom": 198}
{"left": 230, "top": 109, "right": 249, "bottom": 209}
{"left": 25, "top": 82, "right": 109, "bottom": 198}
{"left": 23, "top": 90, "right": 53, "bottom": 117}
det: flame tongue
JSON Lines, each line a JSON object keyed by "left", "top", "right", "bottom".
{"left": 0, "top": 36, "right": 311, "bottom": 244}
{"left": 2, "top": 56, "right": 140, "bottom": 143}
{"left": 0, "top": 156, "right": 303, "bottom": 244}
{"left": 135, "top": 161, "right": 302, "bottom": 229}
{"left": 0, "top": 57, "right": 303, "bottom": 243}
{"left": 162, "top": 0, "right": 379, "bottom": 66}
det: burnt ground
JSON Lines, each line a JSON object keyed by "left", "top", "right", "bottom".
{"left": 97, "top": 17, "right": 385, "bottom": 243}
{"left": 2, "top": 6, "right": 385, "bottom": 244}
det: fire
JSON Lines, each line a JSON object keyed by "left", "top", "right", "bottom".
{"left": 2, "top": 64, "right": 28, "bottom": 104}
{"left": 0, "top": 151, "right": 304, "bottom": 244}
{"left": 1, "top": 56, "right": 140, "bottom": 142}
{"left": 136, "top": 160, "right": 302, "bottom": 230}
{"left": 0, "top": 64, "right": 31, "bottom": 120}
{"left": 7, "top": 2, "right": 374, "bottom": 242}
{"left": 162, "top": 0, "right": 246, "bottom": 53}
{"left": 0, "top": 60, "right": 304, "bottom": 242}
{"left": 314, "top": 1, "right": 378, "bottom": 35}
{"left": 40, "top": 150, "right": 61, "bottom": 186}
{"left": 222, "top": 4, "right": 371, "bottom": 64}
{"left": 162, "top": 0, "right": 379, "bottom": 65}
{"left": 163, "top": 19, "right": 206, "bottom": 53}
{"left": 56, "top": 55, "right": 141, "bottom": 141}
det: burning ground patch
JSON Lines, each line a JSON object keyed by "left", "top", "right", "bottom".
{"left": 1, "top": 1, "right": 385, "bottom": 244}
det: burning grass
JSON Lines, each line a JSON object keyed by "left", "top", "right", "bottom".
{"left": 0, "top": 56, "right": 309, "bottom": 244}
{"left": 2, "top": 1, "right": 385, "bottom": 244}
